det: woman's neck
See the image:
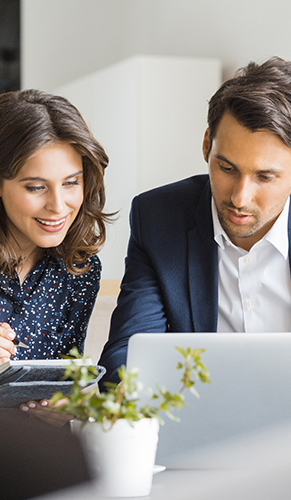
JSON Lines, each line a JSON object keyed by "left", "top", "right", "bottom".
{"left": 16, "top": 247, "right": 43, "bottom": 286}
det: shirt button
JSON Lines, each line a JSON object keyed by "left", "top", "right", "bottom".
{"left": 243, "top": 257, "right": 250, "bottom": 264}
{"left": 29, "top": 275, "right": 36, "bottom": 282}
{"left": 246, "top": 300, "right": 254, "bottom": 308}
{"left": 14, "top": 305, "right": 22, "bottom": 314}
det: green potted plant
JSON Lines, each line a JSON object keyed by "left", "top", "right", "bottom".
{"left": 51, "top": 346, "right": 210, "bottom": 498}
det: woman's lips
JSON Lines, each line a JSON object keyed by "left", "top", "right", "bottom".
{"left": 34, "top": 216, "right": 67, "bottom": 232}
{"left": 228, "top": 209, "right": 252, "bottom": 225}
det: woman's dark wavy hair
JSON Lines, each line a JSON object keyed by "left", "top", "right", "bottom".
{"left": 0, "top": 89, "right": 111, "bottom": 275}
{"left": 206, "top": 56, "right": 291, "bottom": 159}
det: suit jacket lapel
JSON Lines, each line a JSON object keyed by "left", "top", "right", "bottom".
{"left": 188, "top": 181, "right": 218, "bottom": 332}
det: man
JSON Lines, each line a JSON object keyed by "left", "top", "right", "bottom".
{"left": 98, "top": 56, "right": 291, "bottom": 385}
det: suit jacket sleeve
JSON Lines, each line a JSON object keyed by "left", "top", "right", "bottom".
{"left": 97, "top": 174, "right": 216, "bottom": 388}
{"left": 98, "top": 195, "right": 168, "bottom": 386}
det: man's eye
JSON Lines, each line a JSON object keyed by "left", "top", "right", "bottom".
{"left": 219, "top": 164, "right": 233, "bottom": 173}
{"left": 259, "top": 175, "right": 274, "bottom": 182}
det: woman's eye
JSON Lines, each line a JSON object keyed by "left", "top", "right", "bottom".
{"left": 25, "top": 185, "right": 45, "bottom": 192}
{"left": 64, "top": 179, "right": 80, "bottom": 187}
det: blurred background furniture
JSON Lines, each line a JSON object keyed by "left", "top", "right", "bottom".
{"left": 0, "top": 410, "right": 92, "bottom": 500}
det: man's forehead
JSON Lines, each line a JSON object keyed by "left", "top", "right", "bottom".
{"left": 210, "top": 114, "right": 291, "bottom": 173}
{"left": 214, "top": 112, "right": 288, "bottom": 146}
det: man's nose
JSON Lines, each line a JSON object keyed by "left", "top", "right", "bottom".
{"left": 231, "top": 177, "right": 253, "bottom": 209}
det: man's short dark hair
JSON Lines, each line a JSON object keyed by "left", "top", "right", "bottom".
{"left": 206, "top": 56, "right": 291, "bottom": 158}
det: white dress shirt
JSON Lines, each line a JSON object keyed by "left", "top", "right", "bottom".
{"left": 212, "top": 197, "right": 291, "bottom": 332}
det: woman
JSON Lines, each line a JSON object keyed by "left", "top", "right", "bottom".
{"left": 0, "top": 89, "right": 110, "bottom": 365}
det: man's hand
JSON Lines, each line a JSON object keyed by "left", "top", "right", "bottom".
{"left": 0, "top": 322, "right": 17, "bottom": 364}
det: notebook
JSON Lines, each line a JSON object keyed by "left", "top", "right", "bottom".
{"left": 0, "top": 359, "right": 106, "bottom": 408}
{"left": 126, "top": 333, "right": 291, "bottom": 468}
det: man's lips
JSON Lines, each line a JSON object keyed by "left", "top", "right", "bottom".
{"left": 227, "top": 209, "right": 253, "bottom": 225}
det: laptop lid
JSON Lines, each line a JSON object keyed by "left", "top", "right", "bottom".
{"left": 126, "top": 333, "right": 291, "bottom": 468}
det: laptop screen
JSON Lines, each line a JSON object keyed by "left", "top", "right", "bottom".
{"left": 127, "top": 332, "right": 291, "bottom": 468}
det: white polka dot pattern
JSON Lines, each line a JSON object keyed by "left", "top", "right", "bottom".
{"left": 0, "top": 254, "right": 101, "bottom": 360}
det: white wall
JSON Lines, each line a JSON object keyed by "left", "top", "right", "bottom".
{"left": 21, "top": 0, "right": 291, "bottom": 91}
{"left": 21, "top": 0, "right": 124, "bottom": 91}
{"left": 53, "top": 56, "right": 221, "bottom": 280}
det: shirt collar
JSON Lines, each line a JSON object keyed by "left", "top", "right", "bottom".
{"left": 212, "top": 196, "right": 290, "bottom": 258}
{"left": 265, "top": 197, "right": 289, "bottom": 258}
{"left": 212, "top": 198, "right": 231, "bottom": 250}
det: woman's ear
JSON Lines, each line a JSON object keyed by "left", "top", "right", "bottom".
{"left": 202, "top": 128, "right": 210, "bottom": 162}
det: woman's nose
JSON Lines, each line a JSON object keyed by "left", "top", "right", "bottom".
{"left": 45, "top": 189, "right": 65, "bottom": 213}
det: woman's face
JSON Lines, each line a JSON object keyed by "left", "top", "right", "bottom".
{"left": 0, "top": 142, "right": 84, "bottom": 255}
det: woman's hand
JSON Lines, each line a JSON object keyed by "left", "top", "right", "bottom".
{"left": 20, "top": 398, "right": 74, "bottom": 428}
{"left": 0, "top": 322, "right": 17, "bottom": 364}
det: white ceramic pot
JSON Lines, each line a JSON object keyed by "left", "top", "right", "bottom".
{"left": 72, "top": 417, "right": 160, "bottom": 497}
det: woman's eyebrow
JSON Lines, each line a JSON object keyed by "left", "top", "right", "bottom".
{"left": 65, "top": 170, "right": 84, "bottom": 179}
{"left": 63, "top": 170, "right": 84, "bottom": 179}
{"left": 19, "top": 170, "right": 84, "bottom": 182}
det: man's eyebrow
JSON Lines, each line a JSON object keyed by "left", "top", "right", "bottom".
{"left": 19, "top": 170, "right": 84, "bottom": 182}
{"left": 215, "top": 154, "right": 282, "bottom": 174}
{"left": 215, "top": 154, "right": 237, "bottom": 168}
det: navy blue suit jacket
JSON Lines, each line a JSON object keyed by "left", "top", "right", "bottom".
{"left": 98, "top": 174, "right": 291, "bottom": 386}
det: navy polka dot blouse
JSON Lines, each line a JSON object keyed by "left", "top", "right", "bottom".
{"left": 0, "top": 253, "right": 101, "bottom": 360}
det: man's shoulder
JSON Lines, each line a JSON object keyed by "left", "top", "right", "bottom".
{"left": 134, "top": 174, "right": 210, "bottom": 206}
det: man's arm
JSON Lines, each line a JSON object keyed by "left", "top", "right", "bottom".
{"left": 98, "top": 196, "right": 168, "bottom": 388}
{"left": 98, "top": 175, "right": 213, "bottom": 388}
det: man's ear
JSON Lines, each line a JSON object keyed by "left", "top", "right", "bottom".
{"left": 202, "top": 128, "right": 210, "bottom": 162}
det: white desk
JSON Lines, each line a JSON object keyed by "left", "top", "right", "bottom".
{"left": 36, "top": 423, "right": 291, "bottom": 500}
{"left": 35, "top": 464, "right": 291, "bottom": 500}
{"left": 34, "top": 469, "right": 237, "bottom": 500}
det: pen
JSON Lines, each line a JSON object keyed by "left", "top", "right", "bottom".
{"left": 0, "top": 323, "right": 30, "bottom": 349}
{"left": 12, "top": 338, "right": 29, "bottom": 349}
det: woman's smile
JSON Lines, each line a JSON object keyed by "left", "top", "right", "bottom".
{"left": 35, "top": 216, "right": 68, "bottom": 232}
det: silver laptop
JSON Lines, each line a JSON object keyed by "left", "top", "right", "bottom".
{"left": 126, "top": 333, "right": 291, "bottom": 468}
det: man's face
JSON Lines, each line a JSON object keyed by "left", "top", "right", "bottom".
{"left": 203, "top": 112, "right": 291, "bottom": 251}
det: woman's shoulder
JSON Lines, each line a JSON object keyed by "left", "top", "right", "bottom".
{"left": 47, "top": 253, "right": 101, "bottom": 281}
{"left": 80, "top": 253, "right": 101, "bottom": 270}
{"left": 71, "top": 254, "right": 101, "bottom": 278}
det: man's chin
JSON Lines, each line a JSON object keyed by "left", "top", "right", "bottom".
{"left": 221, "top": 220, "right": 259, "bottom": 240}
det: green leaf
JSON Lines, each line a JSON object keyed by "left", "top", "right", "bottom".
{"left": 189, "top": 385, "right": 200, "bottom": 398}
{"left": 175, "top": 346, "right": 186, "bottom": 357}
{"left": 50, "top": 346, "right": 211, "bottom": 426}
